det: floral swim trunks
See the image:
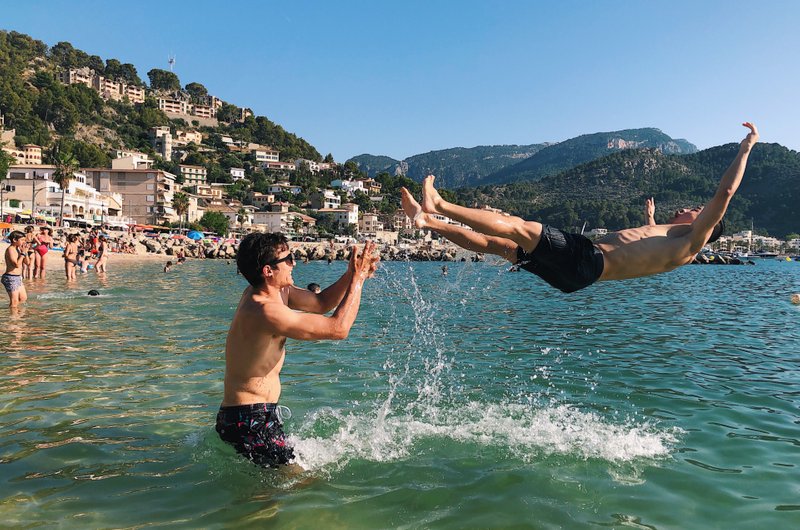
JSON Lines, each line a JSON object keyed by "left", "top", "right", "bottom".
{"left": 1, "top": 273, "right": 22, "bottom": 293}
{"left": 215, "top": 403, "right": 295, "bottom": 468}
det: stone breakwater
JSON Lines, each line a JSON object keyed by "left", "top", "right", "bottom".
{"left": 46, "top": 229, "right": 482, "bottom": 262}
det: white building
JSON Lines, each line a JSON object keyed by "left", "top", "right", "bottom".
{"left": 230, "top": 167, "right": 246, "bottom": 181}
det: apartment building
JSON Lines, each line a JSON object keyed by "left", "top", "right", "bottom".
{"left": 392, "top": 209, "right": 413, "bottom": 232}
{"left": 179, "top": 165, "right": 208, "bottom": 187}
{"left": 264, "top": 161, "right": 294, "bottom": 171}
{"left": 267, "top": 183, "right": 302, "bottom": 195}
{"left": 295, "top": 158, "right": 320, "bottom": 173}
{"left": 318, "top": 203, "right": 358, "bottom": 227}
{"left": 149, "top": 126, "right": 173, "bottom": 160}
{"left": 248, "top": 191, "right": 275, "bottom": 210}
{"left": 230, "top": 167, "right": 246, "bottom": 181}
{"left": 309, "top": 189, "right": 341, "bottom": 210}
{"left": 173, "top": 130, "right": 203, "bottom": 146}
{"left": 3, "top": 165, "right": 124, "bottom": 225}
{"left": 58, "top": 67, "right": 144, "bottom": 104}
{"left": 252, "top": 146, "right": 280, "bottom": 163}
{"left": 2, "top": 144, "right": 42, "bottom": 166}
{"left": 359, "top": 212, "right": 383, "bottom": 234}
{"left": 112, "top": 150, "right": 153, "bottom": 170}
{"left": 158, "top": 97, "right": 191, "bottom": 115}
{"left": 83, "top": 168, "right": 178, "bottom": 225}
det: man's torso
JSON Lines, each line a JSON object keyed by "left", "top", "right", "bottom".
{"left": 596, "top": 224, "right": 694, "bottom": 281}
{"left": 223, "top": 287, "right": 288, "bottom": 406}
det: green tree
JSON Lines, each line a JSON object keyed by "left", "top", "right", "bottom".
{"left": 237, "top": 207, "right": 248, "bottom": 228}
{"left": 216, "top": 102, "right": 239, "bottom": 123}
{"left": 105, "top": 59, "right": 142, "bottom": 85}
{"left": 200, "top": 211, "right": 229, "bottom": 235}
{"left": 147, "top": 68, "right": 181, "bottom": 91}
{"left": 51, "top": 145, "right": 80, "bottom": 226}
{"left": 185, "top": 82, "right": 208, "bottom": 101}
{"left": 172, "top": 192, "right": 190, "bottom": 232}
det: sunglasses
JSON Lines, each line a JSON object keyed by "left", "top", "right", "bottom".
{"left": 267, "top": 253, "right": 295, "bottom": 268}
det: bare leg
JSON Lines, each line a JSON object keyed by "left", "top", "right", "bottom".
{"left": 420, "top": 175, "right": 543, "bottom": 253}
{"left": 402, "top": 188, "right": 518, "bottom": 261}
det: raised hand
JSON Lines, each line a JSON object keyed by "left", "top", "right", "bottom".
{"left": 351, "top": 241, "right": 379, "bottom": 281}
{"left": 741, "top": 122, "right": 759, "bottom": 151}
{"left": 645, "top": 197, "right": 655, "bottom": 218}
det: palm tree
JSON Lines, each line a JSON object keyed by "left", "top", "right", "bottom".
{"left": 237, "top": 207, "right": 248, "bottom": 230}
{"left": 52, "top": 147, "right": 79, "bottom": 227}
{"left": 172, "top": 192, "right": 190, "bottom": 232}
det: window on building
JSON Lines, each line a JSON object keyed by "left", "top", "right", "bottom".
{"left": 146, "top": 195, "right": 154, "bottom": 203}
{"left": 147, "top": 183, "right": 155, "bottom": 190}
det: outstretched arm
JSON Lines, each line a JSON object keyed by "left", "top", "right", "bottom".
{"left": 288, "top": 243, "right": 380, "bottom": 313}
{"left": 690, "top": 122, "right": 758, "bottom": 250}
{"left": 270, "top": 242, "right": 379, "bottom": 340}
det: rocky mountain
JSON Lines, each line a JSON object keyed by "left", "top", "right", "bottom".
{"left": 454, "top": 142, "right": 800, "bottom": 238}
{"left": 348, "top": 143, "right": 547, "bottom": 188}
{"left": 484, "top": 128, "right": 697, "bottom": 185}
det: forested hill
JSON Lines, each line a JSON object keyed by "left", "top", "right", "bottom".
{"left": 0, "top": 30, "right": 320, "bottom": 175}
{"left": 348, "top": 143, "right": 547, "bottom": 188}
{"left": 454, "top": 142, "right": 800, "bottom": 238}
{"left": 484, "top": 128, "right": 698, "bottom": 186}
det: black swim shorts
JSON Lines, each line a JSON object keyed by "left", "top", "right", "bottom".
{"left": 516, "top": 225, "right": 604, "bottom": 293}
{"left": 215, "top": 403, "right": 295, "bottom": 468}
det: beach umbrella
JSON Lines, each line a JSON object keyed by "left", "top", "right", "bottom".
{"left": 187, "top": 231, "right": 204, "bottom": 241}
{"left": 170, "top": 234, "right": 188, "bottom": 240}
{"left": 0, "top": 222, "right": 13, "bottom": 229}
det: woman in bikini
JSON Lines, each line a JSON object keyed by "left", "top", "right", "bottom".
{"left": 63, "top": 234, "right": 80, "bottom": 280}
{"left": 22, "top": 226, "right": 36, "bottom": 279}
{"left": 34, "top": 226, "right": 52, "bottom": 279}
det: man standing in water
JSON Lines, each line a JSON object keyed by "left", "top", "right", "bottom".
{"left": 401, "top": 122, "right": 758, "bottom": 293}
{"left": 217, "top": 233, "right": 379, "bottom": 467}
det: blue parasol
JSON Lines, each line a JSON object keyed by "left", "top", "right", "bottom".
{"left": 187, "top": 230, "right": 204, "bottom": 241}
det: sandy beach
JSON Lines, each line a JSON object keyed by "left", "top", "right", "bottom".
{"left": 0, "top": 241, "right": 164, "bottom": 272}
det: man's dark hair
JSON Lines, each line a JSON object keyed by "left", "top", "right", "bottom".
{"left": 706, "top": 219, "right": 725, "bottom": 244}
{"left": 236, "top": 232, "right": 289, "bottom": 287}
{"left": 8, "top": 230, "right": 25, "bottom": 242}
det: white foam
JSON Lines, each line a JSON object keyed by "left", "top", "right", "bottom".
{"left": 290, "top": 400, "right": 680, "bottom": 472}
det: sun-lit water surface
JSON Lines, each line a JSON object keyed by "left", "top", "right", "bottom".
{"left": 1, "top": 257, "right": 799, "bottom": 528}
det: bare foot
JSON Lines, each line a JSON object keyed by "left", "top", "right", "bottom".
{"left": 400, "top": 187, "right": 427, "bottom": 229}
{"left": 421, "top": 175, "right": 444, "bottom": 214}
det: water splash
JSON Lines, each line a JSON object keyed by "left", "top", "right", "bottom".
{"left": 291, "top": 262, "right": 679, "bottom": 473}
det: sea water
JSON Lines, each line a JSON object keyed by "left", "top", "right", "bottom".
{"left": 1, "top": 258, "right": 799, "bottom": 528}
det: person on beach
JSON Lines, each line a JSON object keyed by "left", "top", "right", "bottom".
{"left": 22, "top": 226, "right": 35, "bottom": 279}
{"left": 401, "top": 123, "right": 759, "bottom": 293}
{"left": 217, "top": 233, "right": 380, "bottom": 468}
{"left": 3, "top": 231, "right": 31, "bottom": 307}
{"left": 34, "top": 226, "right": 53, "bottom": 279}
{"left": 164, "top": 261, "right": 173, "bottom": 273}
{"left": 95, "top": 235, "right": 109, "bottom": 273}
{"left": 63, "top": 234, "right": 80, "bottom": 280}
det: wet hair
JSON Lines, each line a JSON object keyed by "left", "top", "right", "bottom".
{"left": 87, "top": 290, "right": 100, "bottom": 296}
{"left": 24, "top": 226, "right": 34, "bottom": 233}
{"left": 706, "top": 219, "right": 725, "bottom": 244}
{"left": 67, "top": 234, "right": 79, "bottom": 243}
{"left": 8, "top": 230, "right": 25, "bottom": 242}
{"left": 236, "top": 232, "right": 289, "bottom": 287}
{"left": 307, "top": 283, "right": 321, "bottom": 293}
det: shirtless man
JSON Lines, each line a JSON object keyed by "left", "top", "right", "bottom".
{"left": 401, "top": 123, "right": 758, "bottom": 293}
{"left": 2, "top": 231, "right": 31, "bottom": 307}
{"left": 216, "top": 232, "right": 379, "bottom": 468}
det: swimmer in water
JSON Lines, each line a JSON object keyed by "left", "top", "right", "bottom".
{"left": 402, "top": 123, "right": 759, "bottom": 293}
{"left": 217, "top": 233, "right": 379, "bottom": 469}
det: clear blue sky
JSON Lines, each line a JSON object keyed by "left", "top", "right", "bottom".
{"left": 4, "top": 0, "right": 799, "bottom": 160}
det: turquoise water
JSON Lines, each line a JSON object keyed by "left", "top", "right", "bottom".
{"left": 1, "top": 258, "right": 799, "bottom": 528}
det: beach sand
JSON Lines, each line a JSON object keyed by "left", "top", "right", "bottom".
{"left": 0, "top": 242, "right": 164, "bottom": 272}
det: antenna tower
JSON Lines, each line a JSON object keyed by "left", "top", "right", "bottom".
{"left": 168, "top": 54, "right": 176, "bottom": 72}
